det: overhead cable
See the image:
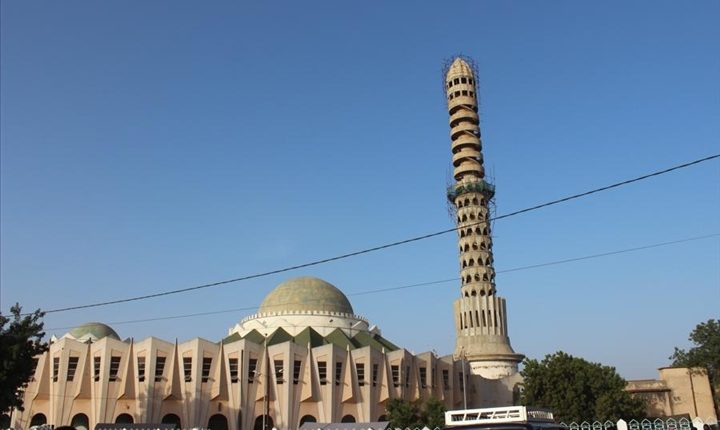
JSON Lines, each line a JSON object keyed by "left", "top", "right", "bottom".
{"left": 32, "top": 154, "right": 720, "bottom": 315}
{"left": 44, "top": 232, "right": 719, "bottom": 330}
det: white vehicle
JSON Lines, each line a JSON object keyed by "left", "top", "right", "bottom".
{"left": 444, "top": 406, "right": 565, "bottom": 430}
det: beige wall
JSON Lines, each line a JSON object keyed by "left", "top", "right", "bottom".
{"left": 627, "top": 367, "right": 717, "bottom": 422}
{"left": 13, "top": 336, "right": 518, "bottom": 430}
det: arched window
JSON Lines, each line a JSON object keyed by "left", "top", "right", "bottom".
{"left": 470, "top": 290, "right": 476, "bottom": 297}
{"left": 254, "top": 415, "right": 273, "bottom": 430}
{"left": 341, "top": 415, "right": 356, "bottom": 423}
{"left": 30, "top": 414, "right": 47, "bottom": 427}
{"left": 116, "top": 414, "right": 134, "bottom": 424}
{"left": 71, "top": 413, "right": 89, "bottom": 430}
{"left": 162, "top": 414, "right": 182, "bottom": 430}
{"left": 300, "top": 415, "right": 317, "bottom": 426}
{"left": 208, "top": 414, "right": 228, "bottom": 430}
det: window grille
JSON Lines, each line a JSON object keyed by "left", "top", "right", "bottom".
{"left": 201, "top": 357, "right": 212, "bottom": 383}
{"left": 67, "top": 357, "right": 79, "bottom": 381}
{"left": 109, "top": 356, "right": 121, "bottom": 382}
{"left": 155, "top": 356, "right": 166, "bottom": 382}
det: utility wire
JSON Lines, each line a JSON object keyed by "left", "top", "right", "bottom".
{"left": 45, "top": 232, "right": 719, "bottom": 331}
{"left": 29, "top": 154, "right": 720, "bottom": 315}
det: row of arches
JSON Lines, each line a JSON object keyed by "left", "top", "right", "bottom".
{"left": 456, "top": 210, "right": 487, "bottom": 224}
{"left": 459, "top": 227, "right": 490, "bottom": 240}
{"left": 463, "top": 288, "right": 495, "bottom": 297}
{"left": 456, "top": 196, "right": 484, "bottom": 208}
{"left": 24, "top": 412, "right": 363, "bottom": 430}
{"left": 461, "top": 255, "right": 492, "bottom": 268}
{"left": 461, "top": 272, "right": 495, "bottom": 285}
{"left": 460, "top": 237, "right": 489, "bottom": 251}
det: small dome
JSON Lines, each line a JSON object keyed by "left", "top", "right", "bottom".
{"left": 67, "top": 322, "right": 120, "bottom": 342}
{"left": 258, "top": 276, "right": 354, "bottom": 315}
{"left": 446, "top": 57, "right": 475, "bottom": 81}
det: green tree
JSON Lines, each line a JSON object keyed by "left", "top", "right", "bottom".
{"left": 385, "top": 397, "right": 446, "bottom": 429}
{"left": 520, "top": 351, "right": 645, "bottom": 423}
{"left": 386, "top": 398, "right": 421, "bottom": 429}
{"left": 0, "top": 304, "right": 47, "bottom": 413}
{"left": 670, "top": 318, "right": 720, "bottom": 415}
{"left": 420, "top": 397, "right": 446, "bottom": 429}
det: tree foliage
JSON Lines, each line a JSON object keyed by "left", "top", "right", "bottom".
{"left": 385, "top": 397, "right": 446, "bottom": 429}
{"left": 520, "top": 351, "right": 645, "bottom": 423}
{"left": 0, "top": 304, "right": 47, "bottom": 413}
{"left": 670, "top": 318, "right": 720, "bottom": 415}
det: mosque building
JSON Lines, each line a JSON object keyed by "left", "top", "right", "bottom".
{"left": 7, "top": 58, "right": 525, "bottom": 430}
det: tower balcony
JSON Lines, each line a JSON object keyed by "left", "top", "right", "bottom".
{"left": 447, "top": 179, "right": 495, "bottom": 202}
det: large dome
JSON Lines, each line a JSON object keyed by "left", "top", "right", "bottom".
{"left": 258, "top": 276, "right": 354, "bottom": 314}
{"left": 67, "top": 322, "right": 120, "bottom": 342}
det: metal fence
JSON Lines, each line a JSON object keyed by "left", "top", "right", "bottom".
{"left": 560, "top": 417, "right": 718, "bottom": 430}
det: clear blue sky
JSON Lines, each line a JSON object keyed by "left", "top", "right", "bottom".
{"left": 1, "top": 1, "right": 718, "bottom": 380}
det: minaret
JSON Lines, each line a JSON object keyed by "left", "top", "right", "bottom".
{"left": 445, "top": 57, "right": 524, "bottom": 379}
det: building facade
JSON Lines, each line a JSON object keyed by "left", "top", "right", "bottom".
{"left": 10, "top": 277, "right": 520, "bottom": 430}
{"left": 8, "top": 58, "right": 525, "bottom": 430}
{"left": 627, "top": 368, "right": 718, "bottom": 422}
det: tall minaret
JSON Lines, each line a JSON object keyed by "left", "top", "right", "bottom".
{"left": 445, "top": 57, "right": 524, "bottom": 379}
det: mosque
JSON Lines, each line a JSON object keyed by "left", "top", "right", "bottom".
{"left": 7, "top": 58, "right": 526, "bottom": 430}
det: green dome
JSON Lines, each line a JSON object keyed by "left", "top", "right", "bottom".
{"left": 68, "top": 322, "right": 120, "bottom": 341}
{"left": 258, "top": 277, "right": 354, "bottom": 314}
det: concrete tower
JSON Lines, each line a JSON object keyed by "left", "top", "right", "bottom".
{"left": 445, "top": 57, "right": 524, "bottom": 379}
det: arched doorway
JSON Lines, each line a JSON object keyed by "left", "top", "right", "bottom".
{"left": 237, "top": 411, "right": 242, "bottom": 430}
{"left": 71, "top": 413, "right": 89, "bottom": 430}
{"left": 116, "top": 414, "right": 134, "bottom": 424}
{"left": 299, "top": 415, "right": 317, "bottom": 426}
{"left": 253, "top": 415, "right": 273, "bottom": 430}
{"left": 208, "top": 414, "right": 228, "bottom": 430}
{"left": 378, "top": 415, "right": 388, "bottom": 422}
{"left": 161, "top": 414, "right": 182, "bottom": 429}
{"left": 30, "top": 413, "right": 47, "bottom": 427}
{"left": 341, "top": 415, "right": 356, "bottom": 423}
{"left": 1, "top": 414, "right": 11, "bottom": 429}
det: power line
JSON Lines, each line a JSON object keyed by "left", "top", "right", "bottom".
{"left": 28, "top": 154, "right": 720, "bottom": 315}
{"left": 45, "top": 232, "right": 719, "bottom": 331}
